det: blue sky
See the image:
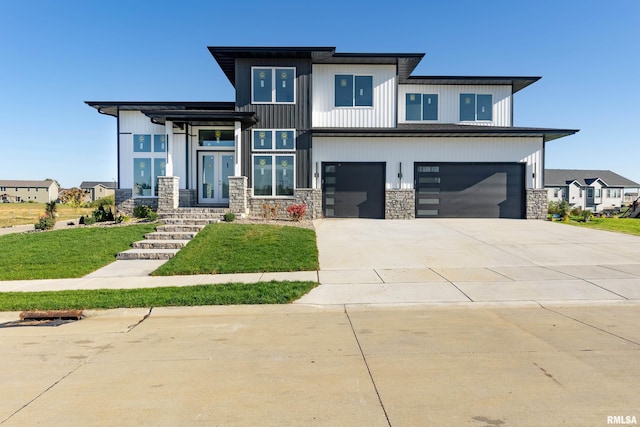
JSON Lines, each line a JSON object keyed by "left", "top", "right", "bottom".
{"left": 1, "top": 0, "right": 638, "bottom": 188}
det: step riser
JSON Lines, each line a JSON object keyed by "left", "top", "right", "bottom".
{"left": 161, "top": 219, "right": 217, "bottom": 225}
{"left": 132, "top": 242, "right": 187, "bottom": 250}
{"left": 145, "top": 232, "right": 198, "bottom": 240}
{"left": 117, "top": 252, "right": 176, "bottom": 260}
{"left": 163, "top": 209, "right": 229, "bottom": 214}
{"left": 160, "top": 215, "right": 223, "bottom": 220}
{"left": 156, "top": 225, "right": 205, "bottom": 233}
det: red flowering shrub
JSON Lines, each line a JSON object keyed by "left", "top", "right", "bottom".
{"left": 286, "top": 204, "right": 307, "bottom": 221}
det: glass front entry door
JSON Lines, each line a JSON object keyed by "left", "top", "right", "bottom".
{"left": 198, "top": 152, "right": 234, "bottom": 204}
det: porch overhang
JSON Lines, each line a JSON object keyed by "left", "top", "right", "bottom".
{"left": 142, "top": 109, "right": 259, "bottom": 129}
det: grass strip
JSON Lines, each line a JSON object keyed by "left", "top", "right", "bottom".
{"left": 561, "top": 218, "right": 640, "bottom": 236}
{"left": 153, "top": 223, "right": 319, "bottom": 276}
{"left": 0, "top": 224, "right": 158, "bottom": 280}
{"left": 0, "top": 281, "right": 318, "bottom": 311}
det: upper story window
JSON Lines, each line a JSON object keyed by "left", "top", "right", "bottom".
{"left": 460, "top": 94, "right": 492, "bottom": 121}
{"left": 406, "top": 94, "right": 438, "bottom": 121}
{"left": 335, "top": 74, "right": 373, "bottom": 107}
{"left": 252, "top": 67, "right": 295, "bottom": 104}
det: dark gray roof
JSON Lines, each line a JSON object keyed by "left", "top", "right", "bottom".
{"left": 314, "top": 124, "right": 578, "bottom": 142}
{"left": 208, "top": 46, "right": 424, "bottom": 86}
{"left": 403, "top": 76, "right": 540, "bottom": 93}
{"left": 80, "top": 181, "right": 117, "bottom": 189}
{"left": 545, "top": 169, "right": 640, "bottom": 187}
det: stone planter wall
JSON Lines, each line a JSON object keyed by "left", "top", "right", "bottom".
{"left": 115, "top": 189, "right": 158, "bottom": 215}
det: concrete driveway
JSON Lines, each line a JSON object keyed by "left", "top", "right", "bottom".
{"left": 298, "top": 219, "right": 640, "bottom": 304}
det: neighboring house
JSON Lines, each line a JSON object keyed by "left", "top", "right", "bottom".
{"left": 545, "top": 169, "right": 640, "bottom": 212}
{"left": 87, "top": 46, "right": 578, "bottom": 219}
{"left": 0, "top": 180, "right": 59, "bottom": 203}
{"left": 79, "top": 181, "right": 117, "bottom": 202}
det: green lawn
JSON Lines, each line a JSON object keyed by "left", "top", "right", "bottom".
{"left": 0, "top": 224, "right": 157, "bottom": 280}
{"left": 563, "top": 217, "right": 640, "bottom": 236}
{"left": 153, "top": 223, "right": 319, "bottom": 276}
{"left": 0, "top": 281, "right": 318, "bottom": 311}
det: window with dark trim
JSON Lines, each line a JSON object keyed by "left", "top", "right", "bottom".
{"left": 460, "top": 93, "right": 493, "bottom": 121}
{"left": 251, "top": 129, "right": 296, "bottom": 197}
{"left": 252, "top": 67, "right": 295, "bottom": 104}
{"left": 335, "top": 74, "right": 373, "bottom": 107}
{"left": 406, "top": 93, "right": 438, "bottom": 121}
{"left": 132, "top": 134, "right": 167, "bottom": 197}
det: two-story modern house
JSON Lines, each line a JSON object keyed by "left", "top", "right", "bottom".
{"left": 545, "top": 169, "right": 639, "bottom": 212}
{"left": 87, "top": 46, "right": 578, "bottom": 219}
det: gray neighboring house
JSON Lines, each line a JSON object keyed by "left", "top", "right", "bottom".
{"left": 545, "top": 169, "right": 640, "bottom": 212}
{"left": 0, "top": 179, "right": 60, "bottom": 203}
{"left": 79, "top": 181, "right": 117, "bottom": 202}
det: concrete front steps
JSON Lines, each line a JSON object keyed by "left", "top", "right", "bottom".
{"left": 116, "top": 208, "right": 228, "bottom": 260}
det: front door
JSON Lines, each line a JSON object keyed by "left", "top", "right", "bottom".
{"left": 198, "top": 152, "right": 234, "bottom": 204}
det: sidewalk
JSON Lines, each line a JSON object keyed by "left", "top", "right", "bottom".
{"left": 2, "top": 262, "right": 640, "bottom": 306}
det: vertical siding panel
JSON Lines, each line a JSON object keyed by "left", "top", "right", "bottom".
{"left": 312, "top": 64, "right": 396, "bottom": 127}
{"left": 398, "top": 84, "right": 512, "bottom": 126}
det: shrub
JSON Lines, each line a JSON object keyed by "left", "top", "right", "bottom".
{"left": 85, "top": 195, "right": 115, "bottom": 209}
{"left": 34, "top": 214, "right": 55, "bottom": 230}
{"left": 93, "top": 205, "right": 115, "bottom": 222}
{"left": 133, "top": 205, "right": 151, "bottom": 219}
{"left": 262, "top": 203, "right": 280, "bottom": 220}
{"left": 286, "top": 204, "right": 307, "bottom": 221}
{"left": 133, "top": 205, "right": 158, "bottom": 220}
{"left": 223, "top": 212, "right": 236, "bottom": 222}
{"left": 570, "top": 206, "right": 583, "bottom": 217}
{"left": 115, "top": 213, "right": 130, "bottom": 223}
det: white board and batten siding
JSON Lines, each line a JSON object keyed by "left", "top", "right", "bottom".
{"left": 313, "top": 136, "right": 544, "bottom": 190}
{"left": 398, "top": 84, "right": 513, "bottom": 126}
{"left": 118, "top": 111, "right": 186, "bottom": 189}
{"left": 312, "top": 64, "right": 397, "bottom": 128}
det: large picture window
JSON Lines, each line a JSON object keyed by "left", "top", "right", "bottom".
{"left": 132, "top": 134, "right": 167, "bottom": 197}
{"left": 252, "top": 129, "right": 295, "bottom": 197}
{"left": 335, "top": 74, "right": 373, "bottom": 107}
{"left": 252, "top": 67, "right": 295, "bottom": 104}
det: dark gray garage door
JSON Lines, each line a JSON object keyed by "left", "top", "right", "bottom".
{"left": 415, "top": 162, "right": 525, "bottom": 218}
{"left": 323, "top": 162, "right": 385, "bottom": 218}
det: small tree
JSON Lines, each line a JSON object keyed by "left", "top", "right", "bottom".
{"left": 60, "top": 187, "right": 86, "bottom": 211}
{"left": 45, "top": 201, "right": 57, "bottom": 218}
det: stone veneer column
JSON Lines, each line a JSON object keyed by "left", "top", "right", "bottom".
{"left": 157, "top": 176, "right": 180, "bottom": 213}
{"left": 115, "top": 189, "right": 133, "bottom": 215}
{"left": 229, "top": 176, "right": 248, "bottom": 216}
{"left": 385, "top": 189, "right": 416, "bottom": 219}
{"left": 526, "top": 189, "right": 548, "bottom": 220}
